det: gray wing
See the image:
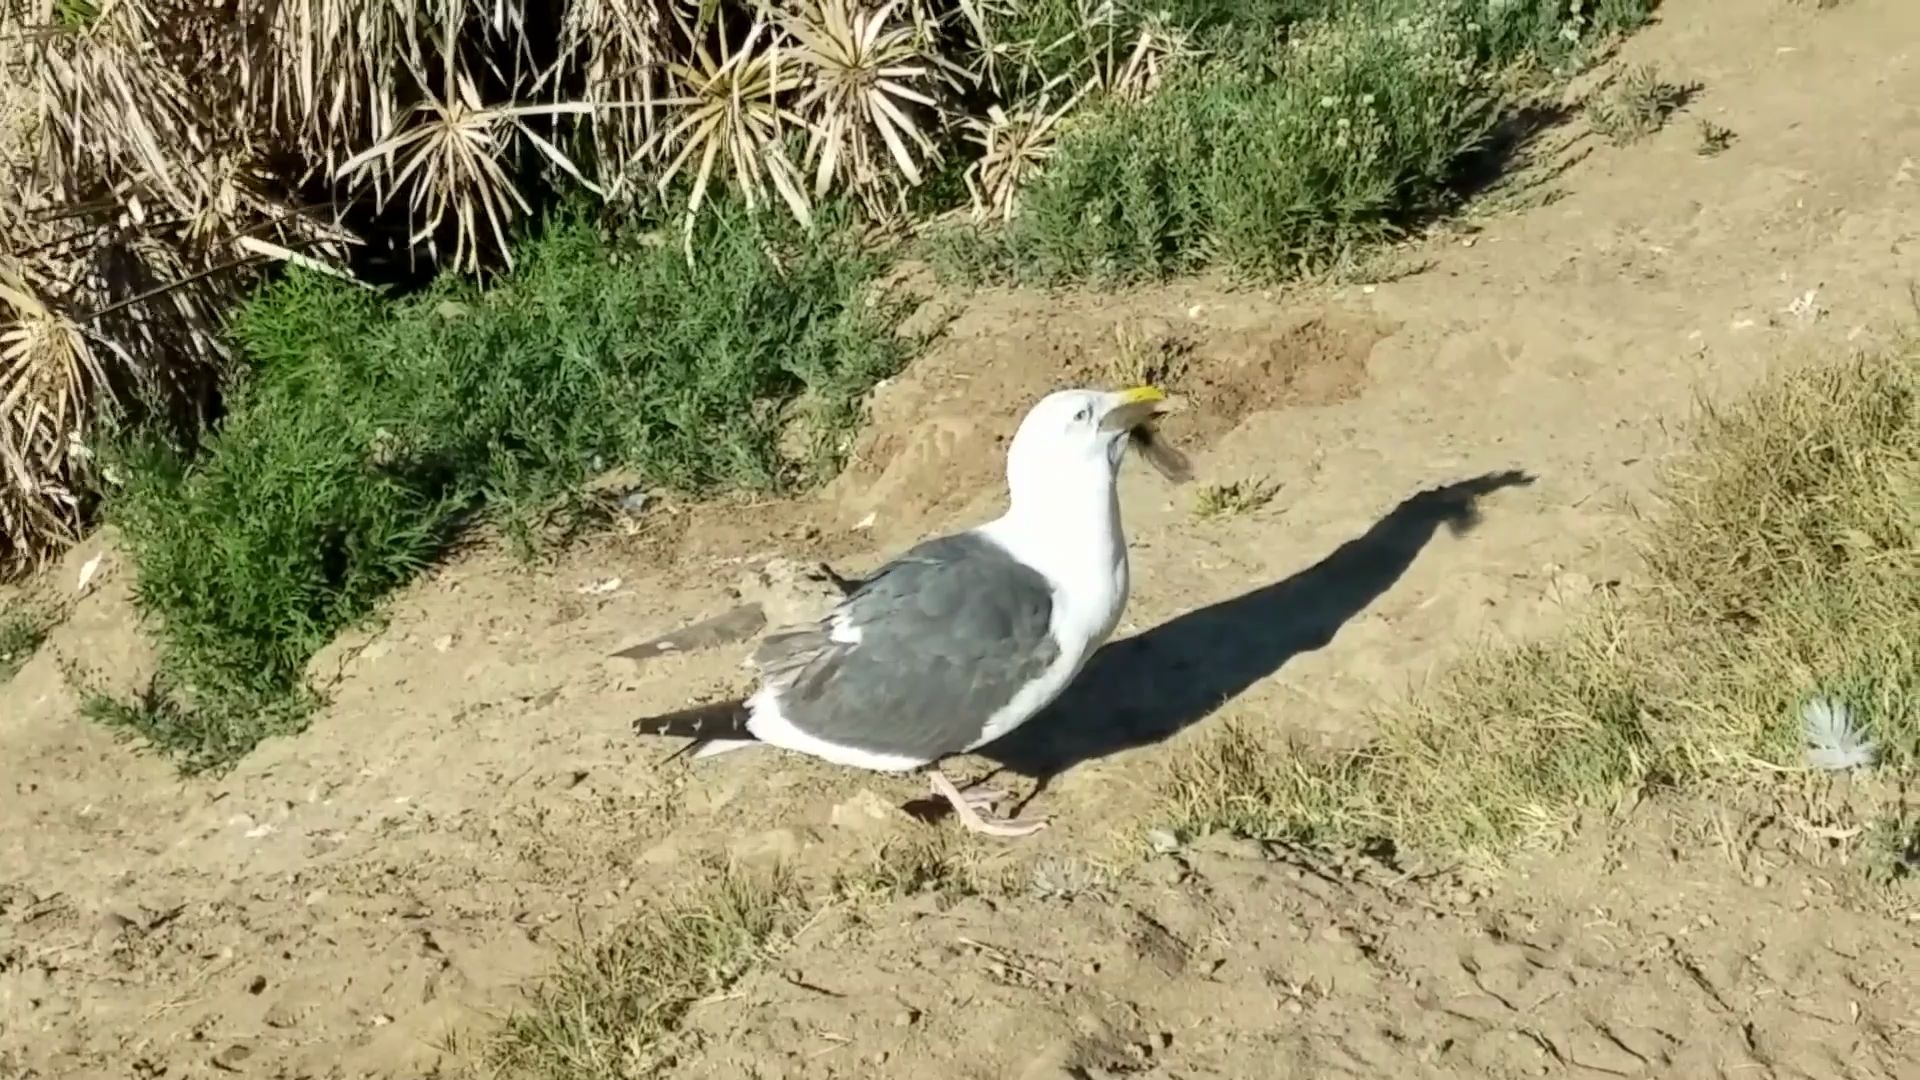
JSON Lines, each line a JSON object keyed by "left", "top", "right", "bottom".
{"left": 747, "top": 531, "right": 1061, "bottom": 762}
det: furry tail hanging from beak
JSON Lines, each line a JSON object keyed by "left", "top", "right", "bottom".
{"left": 1130, "top": 423, "right": 1193, "bottom": 483}
{"left": 1096, "top": 385, "right": 1193, "bottom": 484}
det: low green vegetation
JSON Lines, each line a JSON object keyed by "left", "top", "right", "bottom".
{"left": 1585, "top": 62, "right": 1695, "bottom": 145}
{"left": 931, "top": 0, "right": 1657, "bottom": 285}
{"left": 0, "top": 601, "right": 49, "bottom": 682}
{"left": 1165, "top": 335, "right": 1920, "bottom": 868}
{"left": 97, "top": 205, "right": 912, "bottom": 772}
{"left": 1192, "top": 477, "right": 1282, "bottom": 520}
{"left": 1696, "top": 119, "right": 1737, "bottom": 156}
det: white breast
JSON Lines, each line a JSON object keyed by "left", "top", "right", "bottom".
{"left": 965, "top": 512, "right": 1131, "bottom": 750}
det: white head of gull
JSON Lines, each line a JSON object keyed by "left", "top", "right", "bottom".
{"left": 629, "top": 385, "right": 1177, "bottom": 838}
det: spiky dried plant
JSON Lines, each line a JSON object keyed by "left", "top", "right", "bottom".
{"left": 335, "top": 41, "right": 602, "bottom": 273}
{"left": 26, "top": 1, "right": 333, "bottom": 251}
{"left": 961, "top": 84, "right": 1079, "bottom": 221}
{"left": 645, "top": 3, "right": 813, "bottom": 247}
{"left": 961, "top": 0, "right": 1191, "bottom": 103}
{"left": 4, "top": 1, "right": 319, "bottom": 572}
{"left": 1100, "top": 11, "right": 1192, "bottom": 103}
{"left": 950, "top": 0, "right": 1071, "bottom": 102}
{"left": 0, "top": 0, "right": 1187, "bottom": 569}
{"left": 0, "top": 264, "right": 110, "bottom": 567}
{"left": 550, "top": 0, "right": 672, "bottom": 194}
{"left": 785, "top": 0, "right": 966, "bottom": 220}
{"left": 256, "top": 0, "right": 543, "bottom": 182}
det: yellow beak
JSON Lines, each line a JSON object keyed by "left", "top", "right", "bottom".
{"left": 1098, "top": 385, "right": 1171, "bottom": 432}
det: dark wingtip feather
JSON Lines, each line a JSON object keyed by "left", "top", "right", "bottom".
{"left": 611, "top": 604, "right": 769, "bottom": 666}
{"left": 637, "top": 697, "right": 758, "bottom": 768}
{"left": 633, "top": 697, "right": 754, "bottom": 740}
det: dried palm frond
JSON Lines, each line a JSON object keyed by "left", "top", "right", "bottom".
{"left": 1, "top": 18, "right": 37, "bottom": 170}
{"left": 255, "top": 0, "right": 415, "bottom": 179}
{"left": 961, "top": 83, "right": 1080, "bottom": 221}
{"left": 549, "top": 0, "right": 672, "bottom": 194}
{"left": 258, "top": 0, "right": 539, "bottom": 183}
{"left": 24, "top": 0, "right": 345, "bottom": 257}
{"left": 644, "top": 3, "right": 812, "bottom": 247}
{"left": 30, "top": 3, "right": 220, "bottom": 221}
{"left": 784, "top": 0, "right": 964, "bottom": 217}
{"left": 335, "top": 46, "right": 601, "bottom": 273}
{"left": 1101, "top": 12, "right": 1193, "bottom": 103}
{"left": 0, "top": 264, "right": 110, "bottom": 568}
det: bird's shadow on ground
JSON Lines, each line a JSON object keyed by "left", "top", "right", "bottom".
{"left": 953, "top": 469, "right": 1537, "bottom": 808}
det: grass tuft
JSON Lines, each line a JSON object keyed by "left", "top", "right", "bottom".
{"left": 1105, "top": 321, "right": 1194, "bottom": 390}
{"left": 1865, "top": 811, "right": 1920, "bottom": 885}
{"left": 831, "top": 834, "right": 985, "bottom": 909}
{"left": 484, "top": 871, "right": 798, "bottom": 1080}
{"left": 1696, "top": 120, "right": 1736, "bottom": 156}
{"left": 1164, "top": 335, "right": 1920, "bottom": 868}
{"left": 1192, "top": 477, "right": 1281, "bottom": 520}
{"left": 1585, "top": 63, "right": 1695, "bottom": 146}
{"left": 78, "top": 678, "right": 316, "bottom": 776}
{"left": 99, "top": 203, "right": 912, "bottom": 771}
{"left": 0, "top": 602, "right": 50, "bottom": 682}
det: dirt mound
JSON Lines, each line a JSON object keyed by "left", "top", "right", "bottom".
{"left": 828, "top": 299, "right": 1389, "bottom": 554}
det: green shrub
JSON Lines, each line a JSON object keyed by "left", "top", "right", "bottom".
{"left": 103, "top": 204, "right": 912, "bottom": 771}
{"left": 946, "top": 0, "right": 1655, "bottom": 285}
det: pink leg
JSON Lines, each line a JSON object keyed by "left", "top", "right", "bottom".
{"left": 950, "top": 782, "right": 1009, "bottom": 810}
{"left": 929, "top": 770, "right": 1047, "bottom": 838}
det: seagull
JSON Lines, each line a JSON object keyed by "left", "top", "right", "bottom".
{"left": 628, "top": 385, "right": 1186, "bottom": 838}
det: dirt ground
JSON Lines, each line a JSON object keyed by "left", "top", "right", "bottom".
{"left": 5, "top": 1, "right": 1920, "bottom": 1077}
